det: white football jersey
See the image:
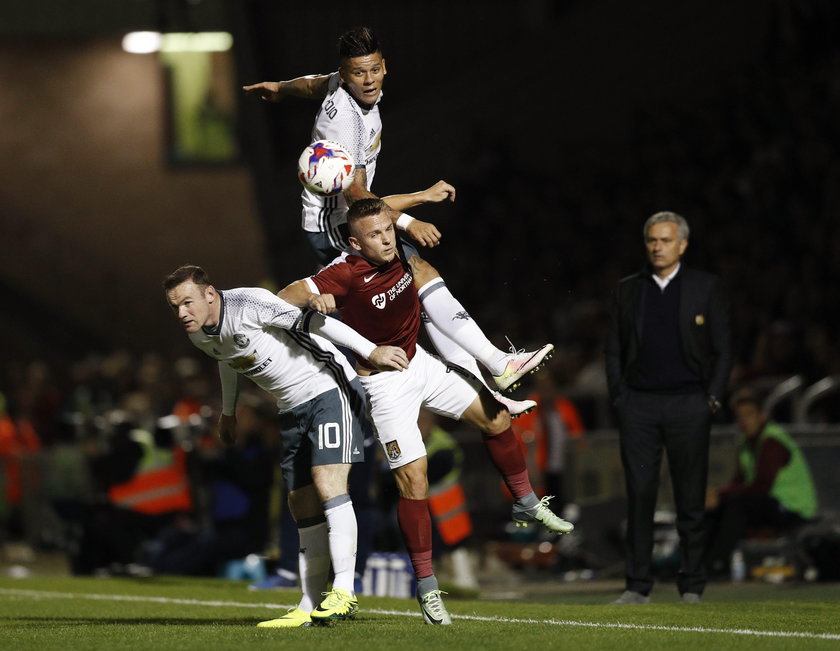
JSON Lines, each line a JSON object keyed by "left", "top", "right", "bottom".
{"left": 188, "top": 287, "right": 355, "bottom": 413}
{"left": 301, "top": 71, "right": 382, "bottom": 236}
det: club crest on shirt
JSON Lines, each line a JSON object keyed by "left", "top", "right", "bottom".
{"left": 233, "top": 333, "right": 250, "bottom": 348}
{"left": 372, "top": 292, "right": 387, "bottom": 310}
{"left": 385, "top": 440, "right": 401, "bottom": 461}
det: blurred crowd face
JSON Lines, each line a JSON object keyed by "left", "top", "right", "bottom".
{"left": 166, "top": 281, "right": 218, "bottom": 334}
{"left": 645, "top": 221, "right": 687, "bottom": 278}
{"left": 733, "top": 401, "right": 766, "bottom": 439}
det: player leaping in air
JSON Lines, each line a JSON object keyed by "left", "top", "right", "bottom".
{"left": 243, "top": 26, "right": 551, "bottom": 413}
{"left": 278, "top": 199, "right": 574, "bottom": 625}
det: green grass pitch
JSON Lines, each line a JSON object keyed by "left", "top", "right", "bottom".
{"left": 1, "top": 576, "right": 839, "bottom": 650}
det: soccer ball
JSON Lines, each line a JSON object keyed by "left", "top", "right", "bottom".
{"left": 297, "top": 140, "right": 355, "bottom": 196}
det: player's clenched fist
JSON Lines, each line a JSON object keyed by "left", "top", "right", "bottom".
{"left": 406, "top": 219, "right": 442, "bottom": 247}
{"left": 308, "top": 293, "right": 338, "bottom": 314}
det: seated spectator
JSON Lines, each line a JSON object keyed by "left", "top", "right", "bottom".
{"left": 705, "top": 388, "right": 818, "bottom": 575}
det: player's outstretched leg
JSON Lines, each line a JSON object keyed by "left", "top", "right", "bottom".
{"left": 417, "top": 277, "right": 553, "bottom": 391}
{"left": 417, "top": 588, "right": 452, "bottom": 625}
{"left": 257, "top": 608, "right": 313, "bottom": 628}
{"left": 492, "top": 342, "right": 555, "bottom": 393}
{"left": 421, "top": 316, "right": 538, "bottom": 417}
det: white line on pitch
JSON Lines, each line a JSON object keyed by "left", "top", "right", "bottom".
{"left": 1, "top": 587, "right": 838, "bottom": 641}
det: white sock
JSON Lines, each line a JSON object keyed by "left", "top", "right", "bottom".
{"left": 296, "top": 521, "right": 330, "bottom": 612}
{"left": 324, "top": 497, "right": 358, "bottom": 594}
{"left": 423, "top": 318, "right": 497, "bottom": 391}
{"left": 418, "top": 278, "right": 508, "bottom": 375}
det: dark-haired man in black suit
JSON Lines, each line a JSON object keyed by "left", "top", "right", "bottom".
{"left": 606, "top": 211, "right": 732, "bottom": 605}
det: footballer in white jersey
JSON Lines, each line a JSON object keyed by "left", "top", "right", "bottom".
{"left": 187, "top": 286, "right": 355, "bottom": 414}
{"left": 165, "top": 265, "right": 410, "bottom": 625}
{"left": 301, "top": 71, "right": 382, "bottom": 248}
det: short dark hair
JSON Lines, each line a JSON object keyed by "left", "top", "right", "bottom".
{"left": 338, "top": 26, "right": 381, "bottom": 61}
{"left": 162, "top": 265, "right": 210, "bottom": 292}
{"left": 347, "top": 197, "right": 389, "bottom": 224}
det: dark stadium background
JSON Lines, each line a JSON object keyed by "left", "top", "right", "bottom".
{"left": 4, "top": 0, "right": 836, "bottom": 370}
{"left": 2, "top": 1, "right": 839, "bottom": 549}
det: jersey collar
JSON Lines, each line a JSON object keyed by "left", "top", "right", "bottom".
{"left": 202, "top": 290, "right": 225, "bottom": 336}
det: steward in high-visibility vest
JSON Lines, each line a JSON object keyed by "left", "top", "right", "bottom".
{"left": 734, "top": 422, "right": 817, "bottom": 520}
{"left": 424, "top": 425, "right": 472, "bottom": 547}
{"left": 108, "top": 429, "right": 192, "bottom": 515}
{"left": 706, "top": 389, "right": 818, "bottom": 574}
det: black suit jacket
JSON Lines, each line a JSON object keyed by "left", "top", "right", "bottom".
{"left": 605, "top": 266, "right": 732, "bottom": 403}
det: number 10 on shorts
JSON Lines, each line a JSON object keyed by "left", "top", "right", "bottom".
{"left": 318, "top": 422, "right": 341, "bottom": 449}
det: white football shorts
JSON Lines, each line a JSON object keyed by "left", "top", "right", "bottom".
{"left": 359, "top": 344, "right": 481, "bottom": 470}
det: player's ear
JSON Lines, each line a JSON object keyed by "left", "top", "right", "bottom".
{"left": 381, "top": 58, "right": 387, "bottom": 76}
{"left": 348, "top": 236, "right": 362, "bottom": 252}
{"left": 206, "top": 285, "right": 217, "bottom": 303}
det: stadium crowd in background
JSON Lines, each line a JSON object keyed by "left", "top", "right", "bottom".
{"left": 2, "top": 5, "right": 840, "bottom": 596}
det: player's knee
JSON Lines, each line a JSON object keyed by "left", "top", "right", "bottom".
{"left": 484, "top": 407, "right": 511, "bottom": 434}
{"left": 478, "top": 389, "right": 511, "bottom": 433}
{"left": 393, "top": 466, "right": 428, "bottom": 499}
{"left": 287, "top": 484, "right": 322, "bottom": 521}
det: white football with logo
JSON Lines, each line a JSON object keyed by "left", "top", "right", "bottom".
{"left": 297, "top": 139, "right": 355, "bottom": 196}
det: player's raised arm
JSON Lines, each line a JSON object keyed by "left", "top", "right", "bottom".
{"left": 382, "top": 180, "right": 456, "bottom": 212}
{"left": 342, "top": 169, "right": 443, "bottom": 248}
{"left": 242, "top": 73, "right": 332, "bottom": 102}
{"left": 276, "top": 281, "right": 406, "bottom": 371}
{"left": 277, "top": 279, "right": 317, "bottom": 307}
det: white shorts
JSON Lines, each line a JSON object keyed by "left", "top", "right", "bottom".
{"left": 359, "top": 344, "right": 481, "bottom": 469}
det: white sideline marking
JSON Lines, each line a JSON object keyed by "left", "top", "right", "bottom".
{"left": 1, "top": 588, "right": 839, "bottom": 641}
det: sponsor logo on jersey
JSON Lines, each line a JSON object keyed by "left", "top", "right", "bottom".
{"left": 244, "top": 357, "right": 273, "bottom": 376}
{"left": 453, "top": 310, "right": 472, "bottom": 321}
{"left": 386, "top": 272, "right": 412, "bottom": 302}
{"left": 363, "top": 273, "right": 377, "bottom": 283}
{"left": 233, "top": 333, "right": 250, "bottom": 348}
{"left": 229, "top": 354, "right": 256, "bottom": 370}
{"left": 372, "top": 292, "right": 387, "bottom": 309}
{"left": 385, "top": 440, "right": 401, "bottom": 462}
